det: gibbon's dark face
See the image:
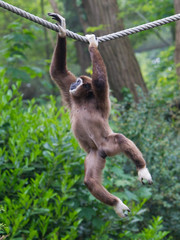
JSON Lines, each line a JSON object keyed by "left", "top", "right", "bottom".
{"left": 69, "top": 76, "right": 92, "bottom": 97}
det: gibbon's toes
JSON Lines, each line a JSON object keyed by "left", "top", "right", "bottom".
{"left": 86, "top": 34, "right": 98, "bottom": 47}
{"left": 138, "top": 167, "right": 153, "bottom": 185}
{"left": 114, "top": 199, "right": 130, "bottom": 218}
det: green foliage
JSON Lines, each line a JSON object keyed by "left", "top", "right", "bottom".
{"left": 0, "top": 70, "right": 83, "bottom": 239}
{"left": 118, "top": 0, "right": 174, "bottom": 51}
{"left": 136, "top": 46, "right": 178, "bottom": 100}
{"left": 119, "top": 216, "right": 171, "bottom": 240}
{"left": 134, "top": 216, "right": 170, "bottom": 240}
{"left": 1, "top": 21, "right": 43, "bottom": 83}
{"left": 119, "top": 0, "right": 173, "bottom": 21}
{"left": 0, "top": 69, "right": 175, "bottom": 239}
{"left": 86, "top": 24, "right": 106, "bottom": 33}
{"left": 109, "top": 88, "right": 180, "bottom": 239}
{"left": 0, "top": 1, "right": 179, "bottom": 239}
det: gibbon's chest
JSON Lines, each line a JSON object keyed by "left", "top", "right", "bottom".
{"left": 71, "top": 105, "right": 100, "bottom": 134}
{"left": 70, "top": 104, "right": 109, "bottom": 150}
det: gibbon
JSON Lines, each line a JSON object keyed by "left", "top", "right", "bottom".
{"left": 49, "top": 13, "right": 152, "bottom": 217}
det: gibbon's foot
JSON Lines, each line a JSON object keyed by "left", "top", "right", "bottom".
{"left": 48, "top": 13, "right": 66, "bottom": 37}
{"left": 138, "top": 167, "right": 153, "bottom": 185}
{"left": 86, "top": 34, "right": 98, "bottom": 48}
{"left": 114, "top": 199, "right": 130, "bottom": 218}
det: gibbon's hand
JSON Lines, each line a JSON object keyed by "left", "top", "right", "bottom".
{"left": 48, "top": 13, "right": 66, "bottom": 37}
{"left": 86, "top": 34, "right": 98, "bottom": 48}
{"left": 138, "top": 167, "right": 153, "bottom": 185}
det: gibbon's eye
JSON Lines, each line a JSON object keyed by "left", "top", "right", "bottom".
{"left": 83, "top": 83, "right": 91, "bottom": 90}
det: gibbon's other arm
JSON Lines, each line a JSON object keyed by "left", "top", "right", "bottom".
{"left": 49, "top": 13, "right": 76, "bottom": 107}
{"left": 86, "top": 35, "right": 109, "bottom": 102}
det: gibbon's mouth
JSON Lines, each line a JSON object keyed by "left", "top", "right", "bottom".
{"left": 69, "top": 78, "right": 83, "bottom": 93}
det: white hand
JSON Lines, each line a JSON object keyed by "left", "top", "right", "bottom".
{"left": 86, "top": 34, "right": 98, "bottom": 47}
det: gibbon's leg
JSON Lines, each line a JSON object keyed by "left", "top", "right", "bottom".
{"left": 102, "top": 133, "right": 153, "bottom": 184}
{"left": 84, "top": 150, "right": 130, "bottom": 217}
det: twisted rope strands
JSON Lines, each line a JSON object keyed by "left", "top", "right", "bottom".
{"left": 0, "top": 0, "right": 180, "bottom": 43}
{"left": 98, "top": 14, "right": 180, "bottom": 43}
{"left": 0, "top": 0, "right": 88, "bottom": 42}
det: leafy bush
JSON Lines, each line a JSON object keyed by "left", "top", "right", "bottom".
{"left": 1, "top": 21, "right": 43, "bottom": 83}
{"left": 109, "top": 88, "right": 180, "bottom": 239}
{"left": 0, "top": 70, "right": 84, "bottom": 239}
{"left": 0, "top": 69, "right": 174, "bottom": 239}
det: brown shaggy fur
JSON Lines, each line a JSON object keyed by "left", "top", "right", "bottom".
{"left": 50, "top": 35, "right": 147, "bottom": 207}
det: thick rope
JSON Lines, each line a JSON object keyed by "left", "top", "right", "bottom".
{"left": 0, "top": 0, "right": 88, "bottom": 43}
{"left": 98, "top": 14, "right": 180, "bottom": 43}
{"left": 0, "top": 0, "right": 180, "bottom": 43}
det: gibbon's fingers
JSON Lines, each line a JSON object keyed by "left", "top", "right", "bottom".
{"left": 48, "top": 13, "right": 66, "bottom": 37}
{"left": 86, "top": 34, "right": 98, "bottom": 48}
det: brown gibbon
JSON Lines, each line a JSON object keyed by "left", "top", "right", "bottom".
{"left": 48, "top": 13, "right": 152, "bottom": 217}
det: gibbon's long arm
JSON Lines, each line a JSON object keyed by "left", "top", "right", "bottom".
{"left": 51, "top": 36, "right": 68, "bottom": 73}
{"left": 50, "top": 35, "right": 76, "bottom": 107}
{"left": 89, "top": 46, "right": 109, "bottom": 98}
{"left": 88, "top": 45, "right": 110, "bottom": 114}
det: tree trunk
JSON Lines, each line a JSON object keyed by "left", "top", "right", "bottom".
{"left": 81, "top": 0, "right": 147, "bottom": 101}
{"left": 75, "top": 41, "right": 92, "bottom": 75}
{"left": 174, "top": 0, "right": 180, "bottom": 87}
{"left": 49, "top": 0, "right": 59, "bottom": 13}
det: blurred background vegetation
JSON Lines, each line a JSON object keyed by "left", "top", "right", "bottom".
{"left": 0, "top": 0, "right": 180, "bottom": 239}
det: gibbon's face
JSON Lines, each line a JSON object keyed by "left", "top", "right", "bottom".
{"left": 69, "top": 76, "right": 92, "bottom": 97}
